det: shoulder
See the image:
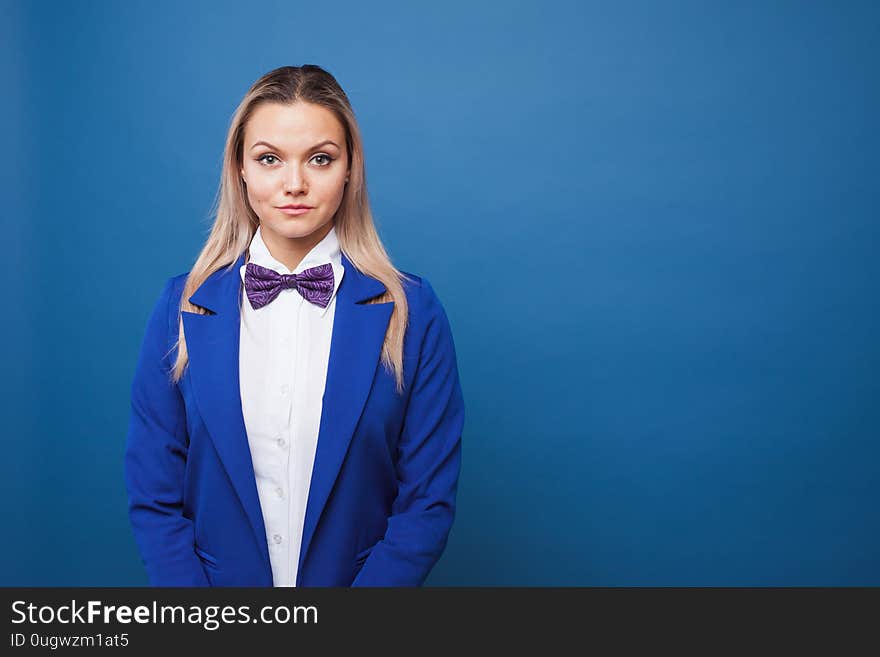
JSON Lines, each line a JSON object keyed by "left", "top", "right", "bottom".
{"left": 397, "top": 270, "right": 456, "bottom": 351}
{"left": 167, "top": 271, "right": 190, "bottom": 300}
{"left": 151, "top": 271, "right": 190, "bottom": 311}
{"left": 144, "top": 271, "right": 191, "bottom": 336}
{"left": 396, "top": 270, "right": 460, "bottom": 372}
{"left": 398, "top": 269, "right": 447, "bottom": 320}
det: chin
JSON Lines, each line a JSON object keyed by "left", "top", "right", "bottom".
{"left": 264, "top": 216, "right": 330, "bottom": 240}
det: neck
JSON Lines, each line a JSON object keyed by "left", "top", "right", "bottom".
{"left": 259, "top": 221, "right": 334, "bottom": 271}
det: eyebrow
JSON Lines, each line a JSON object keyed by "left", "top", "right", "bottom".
{"left": 249, "top": 139, "right": 340, "bottom": 152}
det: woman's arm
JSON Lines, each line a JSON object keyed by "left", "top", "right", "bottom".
{"left": 124, "top": 276, "right": 210, "bottom": 586}
{"left": 352, "top": 278, "right": 465, "bottom": 586}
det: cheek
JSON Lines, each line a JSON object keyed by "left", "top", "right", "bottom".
{"left": 246, "top": 174, "right": 275, "bottom": 202}
{"left": 319, "top": 176, "right": 346, "bottom": 202}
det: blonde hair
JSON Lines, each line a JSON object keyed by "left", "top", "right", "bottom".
{"left": 171, "top": 65, "right": 413, "bottom": 393}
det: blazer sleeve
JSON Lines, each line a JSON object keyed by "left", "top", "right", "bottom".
{"left": 124, "top": 276, "right": 210, "bottom": 586}
{"left": 352, "top": 277, "right": 465, "bottom": 586}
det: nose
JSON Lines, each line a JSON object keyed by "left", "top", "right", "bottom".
{"left": 282, "top": 163, "right": 307, "bottom": 194}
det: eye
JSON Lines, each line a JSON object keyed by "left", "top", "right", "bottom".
{"left": 311, "top": 153, "right": 334, "bottom": 166}
{"left": 257, "top": 154, "right": 280, "bottom": 166}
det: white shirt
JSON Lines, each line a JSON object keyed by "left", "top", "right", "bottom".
{"left": 238, "top": 224, "right": 345, "bottom": 587}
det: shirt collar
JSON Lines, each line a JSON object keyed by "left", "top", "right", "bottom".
{"left": 239, "top": 224, "right": 345, "bottom": 315}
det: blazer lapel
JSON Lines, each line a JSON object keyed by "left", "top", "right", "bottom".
{"left": 297, "top": 252, "right": 393, "bottom": 579}
{"left": 181, "top": 252, "right": 271, "bottom": 574}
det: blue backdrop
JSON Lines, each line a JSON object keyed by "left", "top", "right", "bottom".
{"left": 2, "top": 0, "right": 877, "bottom": 585}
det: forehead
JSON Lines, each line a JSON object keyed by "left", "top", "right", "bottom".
{"left": 244, "top": 102, "right": 345, "bottom": 149}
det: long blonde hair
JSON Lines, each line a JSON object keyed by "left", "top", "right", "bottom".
{"left": 171, "top": 65, "right": 412, "bottom": 393}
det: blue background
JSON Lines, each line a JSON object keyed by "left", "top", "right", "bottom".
{"left": 2, "top": 0, "right": 877, "bottom": 585}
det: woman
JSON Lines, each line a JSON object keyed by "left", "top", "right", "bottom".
{"left": 124, "top": 65, "right": 465, "bottom": 587}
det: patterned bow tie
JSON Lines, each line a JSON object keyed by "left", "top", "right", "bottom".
{"left": 244, "top": 261, "right": 335, "bottom": 310}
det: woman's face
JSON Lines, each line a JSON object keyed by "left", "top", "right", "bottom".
{"left": 240, "top": 101, "right": 350, "bottom": 252}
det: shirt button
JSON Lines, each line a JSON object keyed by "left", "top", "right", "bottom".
{"left": 273, "top": 534, "right": 282, "bottom": 544}
{"left": 275, "top": 487, "right": 284, "bottom": 498}
{"left": 277, "top": 437, "right": 286, "bottom": 448}
{"left": 280, "top": 384, "right": 289, "bottom": 395}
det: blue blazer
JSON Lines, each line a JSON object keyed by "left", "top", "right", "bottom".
{"left": 124, "top": 251, "right": 464, "bottom": 586}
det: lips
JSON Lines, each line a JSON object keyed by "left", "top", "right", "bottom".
{"left": 278, "top": 206, "right": 312, "bottom": 216}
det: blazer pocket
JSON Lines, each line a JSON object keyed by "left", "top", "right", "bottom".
{"left": 194, "top": 544, "right": 218, "bottom": 567}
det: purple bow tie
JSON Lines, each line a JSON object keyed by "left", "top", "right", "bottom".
{"left": 244, "top": 261, "right": 335, "bottom": 310}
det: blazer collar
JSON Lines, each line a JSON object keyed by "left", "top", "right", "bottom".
{"left": 189, "top": 250, "right": 386, "bottom": 314}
